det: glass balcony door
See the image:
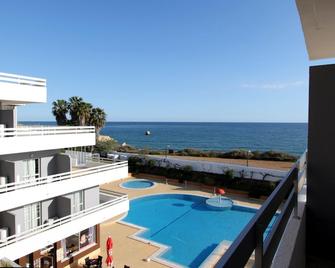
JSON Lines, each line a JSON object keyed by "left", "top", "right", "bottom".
{"left": 24, "top": 202, "right": 41, "bottom": 231}
{"left": 22, "top": 159, "right": 40, "bottom": 182}
{"left": 72, "top": 191, "right": 84, "bottom": 214}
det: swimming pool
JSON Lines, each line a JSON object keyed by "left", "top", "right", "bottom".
{"left": 121, "top": 194, "right": 276, "bottom": 268}
{"left": 120, "top": 179, "right": 155, "bottom": 189}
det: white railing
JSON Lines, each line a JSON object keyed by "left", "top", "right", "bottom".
{"left": 0, "top": 126, "right": 95, "bottom": 138}
{"left": 0, "top": 191, "right": 128, "bottom": 248}
{"left": 0, "top": 72, "right": 46, "bottom": 87}
{"left": 0, "top": 160, "right": 128, "bottom": 194}
{"left": 297, "top": 150, "right": 307, "bottom": 191}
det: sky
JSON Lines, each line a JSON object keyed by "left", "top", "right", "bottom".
{"left": 0, "top": 1, "right": 311, "bottom": 122}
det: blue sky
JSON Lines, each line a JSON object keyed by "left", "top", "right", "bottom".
{"left": 0, "top": 1, "right": 310, "bottom": 122}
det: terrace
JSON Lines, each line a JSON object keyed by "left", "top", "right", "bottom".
{"left": 0, "top": 191, "right": 129, "bottom": 261}
{"left": 0, "top": 72, "right": 46, "bottom": 105}
{"left": 0, "top": 157, "right": 128, "bottom": 212}
{"left": 0, "top": 126, "right": 96, "bottom": 155}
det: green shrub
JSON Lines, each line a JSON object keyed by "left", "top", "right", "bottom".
{"left": 202, "top": 175, "right": 216, "bottom": 186}
{"left": 146, "top": 159, "right": 156, "bottom": 168}
{"left": 94, "top": 139, "right": 120, "bottom": 154}
{"left": 255, "top": 151, "right": 297, "bottom": 162}
{"left": 127, "top": 158, "right": 277, "bottom": 197}
{"left": 224, "top": 169, "right": 234, "bottom": 180}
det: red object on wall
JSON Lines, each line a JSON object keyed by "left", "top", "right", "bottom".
{"left": 216, "top": 188, "right": 226, "bottom": 195}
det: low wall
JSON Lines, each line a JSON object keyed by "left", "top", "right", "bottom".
{"left": 119, "top": 153, "right": 288, "bottom": 182}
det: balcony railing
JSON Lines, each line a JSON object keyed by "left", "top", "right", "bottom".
{"left": 215, "top": 151, "right": 307, "bottom": 268}
{"left": 0, "top": 160, "right": 127, "bottom": 194}
{"left": 0, "top": 72, "right": 46, "bottom": 88}
{"left": 0, "top": 191, "right": 128, "bottom": 248}
{"left": 0, "top": 126, "right": 95, "bottom": 138}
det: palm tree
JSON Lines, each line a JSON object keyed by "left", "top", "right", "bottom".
{"left": 89, "top": 108, "right": 107, "bottom": 137}
{"left": 52, "top": 100, "right": 68, "bottom": 125}
{"left": 77, "top": 102, "right": 92, "bottom": 126}
{"left": 68, "top": 96, "right": 83, "bottom": 125}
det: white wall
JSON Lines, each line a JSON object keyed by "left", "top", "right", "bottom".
{"left": 0, "top": 164, "right": 128, "bottom": 212}
{"left": 0, "top": 133, "right": 95, "bottom": 155}
{"left": 0, "top": 81, "right": 46, "bottom": 104}
{"left": 0, "top": 198, "right": 129, "bottom": 260}
{"left": 121, "top": 153, "right": 288, "bottom": 182}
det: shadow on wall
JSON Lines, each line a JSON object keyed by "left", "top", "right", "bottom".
{"left": 47, "top": 154, "right": 71, "bottom": 176}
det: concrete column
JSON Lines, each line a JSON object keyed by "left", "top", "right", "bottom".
{"left": 307, "top": 64, "right": 335, "bottom": 261}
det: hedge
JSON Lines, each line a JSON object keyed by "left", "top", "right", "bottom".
{"left": 128, "top": 156, "right": 278, "bottom": 198}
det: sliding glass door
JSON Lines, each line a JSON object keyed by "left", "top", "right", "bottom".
{"left": 72, "top": 191, "right": 84, "bottom": 214}
{"left": 22, "top": 159, "right": 40, "bottom": 181}
{"left": 24, "top": 202, "right": 41, "bottom": 231}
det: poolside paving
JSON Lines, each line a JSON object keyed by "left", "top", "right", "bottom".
{"left": 99, "top": 175, "right": 261, "bottom": 267}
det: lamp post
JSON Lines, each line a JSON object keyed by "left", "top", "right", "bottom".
{"left": 246, "top": 150, "right": 251, "bottom": 166}
{"left": 165, "top": 145, "right": 170, "bottom": 160}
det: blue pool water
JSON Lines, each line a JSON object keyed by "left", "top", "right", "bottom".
{"left": 121, "top": 179, "right": 155, "bottom": 189}
{"left": 122, "top": 194, "right": 276, "bottom": 267}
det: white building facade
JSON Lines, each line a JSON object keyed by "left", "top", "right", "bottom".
{"left": 0, "top": 72, "right": 129, "bottom": 267}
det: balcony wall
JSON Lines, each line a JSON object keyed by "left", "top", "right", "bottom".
{"left": 0, "top": 187, "right": 100, "bottom": 237}
{"left": 0, "top": 126, "right": 95, "bottom": 155}
{"left": 0, "top": 161, "right": 128, "bottom": 212}
{"left": 272, "top": 184, "right": 306, "bottom": 268}
{"left": 0, "top": 72, "right": 46, "bottom": 104}
{"left": 0, "top": 192, "right": 129, "bottom": 260}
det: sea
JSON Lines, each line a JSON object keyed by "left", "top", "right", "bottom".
{"left": 22, "top": 122, "right": 308, "bottom": 156}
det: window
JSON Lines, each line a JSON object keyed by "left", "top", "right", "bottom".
{"left": 22, "top": 159, "right": 40, "bottom": 181}
{"left": 24, "top": 202, "right": 41, "bottom": 230}
{"left": 72, "top": 191, "right": 84, "bottom": 213}
{"left": 80, "top": 228, "right": 95, "bottom": 248}
{"left": 64, "top": 233, "right": 80, "bottom": 257}
{"left": 62, "top": 227, "right": 96, "bottom": 258}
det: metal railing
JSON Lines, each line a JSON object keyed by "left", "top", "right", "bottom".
{"left": 0, "top": 72, "right": 46, "bottom": 87}
{"left": 0, "top": 126, "right": 95, "bottom": 138}
{"left": 215, "top": 151, "right": 307, "bottom": 268}
{"left": 0, "top": 191, "right": 128, "bottom": 248}
{"left": 0, "top": 160, "right": 128, "bottom": 194}
{"left": 0, "top": 73, "right": 47, "bottom": 87}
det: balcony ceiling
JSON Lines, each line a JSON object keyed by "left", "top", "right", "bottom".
{"left": 296, "top": 0, "right": 335, "bottom": 60}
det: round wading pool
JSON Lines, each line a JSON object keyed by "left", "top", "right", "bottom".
{"left": 120, "top": 179, "right": 155, "bottom": 189}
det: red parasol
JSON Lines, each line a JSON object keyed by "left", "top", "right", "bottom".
{"left": 106, "top": 236, "right": 113, "bottom": 267}
{"left": 216, "top": 188, "right": 225, "bottom": 195}
{"left": 106, "top": 255, "right": 113, "bottom": 267}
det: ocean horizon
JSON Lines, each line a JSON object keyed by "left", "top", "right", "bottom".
{"left": 21, "top": 121, "right": 308, "bottom": 155}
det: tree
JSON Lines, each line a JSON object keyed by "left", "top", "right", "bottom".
{"left": 68, "top": 96, "right": 83, "bottom": 125}
{"left": 89, "top": 107, "right": 107, "bottom": 136}
{"left": 52, "top": 99, "right": 68, "bottom": 125}
{"left": 77, "top": 102, "right": 92, "bottom": 126}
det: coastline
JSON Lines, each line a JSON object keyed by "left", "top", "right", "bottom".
{"left": 159, "top": 155, "right": 293, "bottom": 171}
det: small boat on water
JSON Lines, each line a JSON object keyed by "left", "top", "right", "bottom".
{"left": 145, "top": 130, "right": 151, "bottom": 135}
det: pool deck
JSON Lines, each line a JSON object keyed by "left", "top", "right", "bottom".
{"left": 99, "top": 175, "right": 261, "bottom": 268}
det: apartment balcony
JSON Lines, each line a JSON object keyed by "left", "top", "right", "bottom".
{"left": 0, "top": 191, "right": 129, "bottom": 261}
{"left": 0, "top": 126, "right": 95, "bottom": 155}
{"left": 0, "top": 72, "right": 46, "bottom": 105}
{"left": 0, "top": 159, "right": 128, "bottom": 212}
{"left": 214, "top": 152, "right": 307, "bottom": 268}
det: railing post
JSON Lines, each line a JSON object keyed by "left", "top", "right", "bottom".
{"left": 255, "top": 224, "right": 263, "bottom": 268}
{"left": 293, "top": 167, "right": 300, "bottom": 219}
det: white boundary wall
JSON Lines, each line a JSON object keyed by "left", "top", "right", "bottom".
{"left": 119, "top": 153, "right": 288, "bottom": 182}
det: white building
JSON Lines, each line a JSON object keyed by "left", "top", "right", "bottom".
{"left": 0, "top": 72, "right": 129, "bottom": 267}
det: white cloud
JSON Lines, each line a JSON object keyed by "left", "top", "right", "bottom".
{"left": 241, "top": 81, "right": 305, "bottom": 90}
